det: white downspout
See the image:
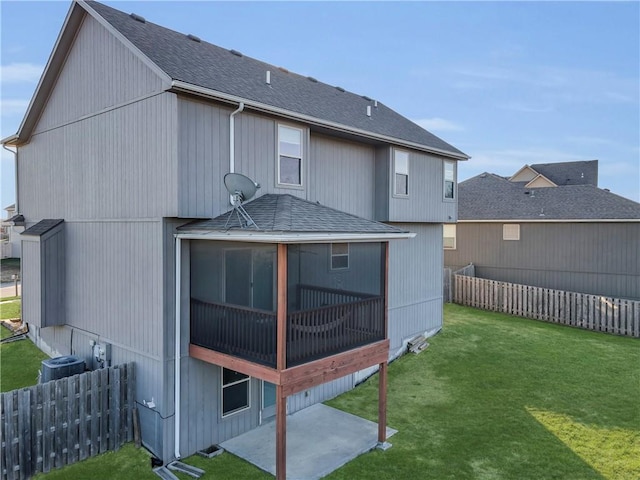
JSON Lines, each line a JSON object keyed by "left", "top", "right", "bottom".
{"left": 174, "top": 235, "right": 182, "bottom": 460}
{"left": 2, "top": 144, "right": 18, "bottom": 212}
{"left": 229, "top": 102, "right": 245, "bottom": 202}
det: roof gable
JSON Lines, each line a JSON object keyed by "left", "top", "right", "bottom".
{"left": 509, "top": 165, "right": 538, "bottom": 182}
{"left": 525, "top": 174, "right": 557, "bottom": 188}
{"left": 529, "top": 160, "right": 598, "bottom": 186}
{"left": 5, "top": 0, "right": 467, "bottom": 160}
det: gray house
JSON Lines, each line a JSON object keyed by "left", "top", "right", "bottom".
{"left": 445, "top": 161, "right": 640, "bottom": 300}
{"left": 2, "top": 0, "right": 468, "bottom": 474}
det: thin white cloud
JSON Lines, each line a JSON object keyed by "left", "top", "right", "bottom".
{"left": 0, "top": 99, "right": 29, "bottom": 116}
{"left": 499, "top": 102, "right": 553, "bottom": 113}
{"left": 0, "top": 63, "right": 43, "bottom": 83}
{"left": 413, "top": 117, "right": 464, "bottom": 132}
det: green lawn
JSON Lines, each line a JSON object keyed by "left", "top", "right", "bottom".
{"left": 1, "top": 298, "right": 21, "bottom": 320}
{"left": 0, "top": 323, "right": 49, "bottom": 392}
{"left": 19, "top": 305, "right": 640, "bottom": 479}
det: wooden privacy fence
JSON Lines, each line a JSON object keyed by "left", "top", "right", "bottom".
{"left": 454, "top": 275, "right": 640, "bottom": 338}
{"left": 1, "top": 362, "right": 135, "bottom": 480}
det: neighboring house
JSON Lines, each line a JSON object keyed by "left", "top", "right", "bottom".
{"left": 2, "top": 0, "right": 468, "bottom": 472}
{"left": 445, "top": 160, "right": 640, "bottom": 300}
{"left": 1, "top": 204, "right": 24, "bottom": 259}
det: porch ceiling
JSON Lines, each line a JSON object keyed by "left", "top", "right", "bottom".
{"left": 177, "top": 194, "right": 415, "bottom": 242}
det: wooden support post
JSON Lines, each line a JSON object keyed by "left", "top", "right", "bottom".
{"left": 276, "top": 384, "right": 287, "bottom": 480}
{"left": 277, "top": 244, "right": 287, "bottom": 371}
{"left": 378, "top": 361, "right": 387, "bottom": 444}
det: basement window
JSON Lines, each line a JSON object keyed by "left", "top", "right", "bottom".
{"left": 221, "top": 368, "right": 250, "bottom": 417}
{"left": 503, "top": 224, "right": 520, "bottom": 241}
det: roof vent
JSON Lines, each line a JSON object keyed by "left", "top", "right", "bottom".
{"left": 229, "top": 49, "right": 243, "bottom": 57}
{"left": 366, "top": 105, "right": 372, "bottom": 117}
{"left": 307, "top": 76, "right": 318, "bottom": 83}
{"left": 335, "top": 86, "right": 345, "bottom": 92}
{"left": 130, "top": 13, "right": 146, "bottom": 23}
{"left": 374, "top": 100, "right": 378, "bottom": 108}
{"left": 186, "top": 34, "right": 201, "bottom": 43}
{"left": 278, "top": 66, "right": 289, "bottom": 73}
{"left": 266, "top": 70, "right": 271, "bottom": 85}
{"left": 362, "top": 95, "right": 372, "bottom": 101}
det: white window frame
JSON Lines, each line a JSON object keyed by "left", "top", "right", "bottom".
{"left": 277, "top": 124, "right": 304, "bottom": 188}
{"left": 503, "top": 224, "right": 520, "bottom": 241}
{"left": 330, "top": 243, "right": 349, "bottom": 270}
{"left": 443, "top": 224, "right": 457, "bottom": 249}
{"left": 393, "top": 150, "right": 409, "bottom": 197}
{"left": 221, "top": 368, "right": 251, "bottom": 418}
{"left": 444, "top": 161, "right": 455, "bottom": 200}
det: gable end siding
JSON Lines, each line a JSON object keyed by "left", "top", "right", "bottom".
{"left": 35, "top": 14, "right": 166, "bottom": 135}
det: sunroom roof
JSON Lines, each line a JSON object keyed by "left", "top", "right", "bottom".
{"left": 177, "top": 194, "right": 414, "bottom": 243}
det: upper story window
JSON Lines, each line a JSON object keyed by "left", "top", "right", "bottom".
{"left": 394, "top": 150, "right": 409, "bottom": 196}
{"left": 444, "top": 161, "right": 455, "bottom": 199}
{"left": 443, "top": 224, "right": 456, "bottom": 249}
{"left": 330, "top": 243, "right": 349, "bottom": 270}
{"left": 278, "top": 125, "right": 303, "bottom": 186}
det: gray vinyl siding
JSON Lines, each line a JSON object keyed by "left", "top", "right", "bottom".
{"left": 375, "top": 149, "right": 458, "bottom": 223}
{"left": 177, "top": 99, "right": 309, "bottom": 219}
{"left": 35, "top": 14, "right": 166, "bottom": 134}
{"left": 287, "top": 376, "right": 354, "bottom": 414}
{"left": 388, "top": 223, "right": 444, "bottom": 354}
{"left": 21, "top": 241, "right": 42, "bottom": 327}
{"left": 445, "top": 222, "right": 640, "bottom": 300}
{"left": 374, "top": 147, "right": 391, "bottom": 220}
{"left": 19, "top": 93, "right": 178, "bottom": 220}
{"left": 63, "top": 220, "right": 165, "bottom": 357}
{"left": 308, "top": 134, "right": 375, "bottom": 219}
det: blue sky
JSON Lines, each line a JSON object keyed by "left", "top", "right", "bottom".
{"left": 1, "top": 1, "right": 639, "bottom": 210}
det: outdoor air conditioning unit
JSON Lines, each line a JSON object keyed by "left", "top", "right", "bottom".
{"left": 40, "top": 355, "right": 85, "bottom": 383}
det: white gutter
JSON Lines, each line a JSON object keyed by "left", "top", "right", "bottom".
{"left": 457, "top": 218, "right": 640, "bottom": 223}
{"left": 176, "top": 231, "right": 416, "bottom": 243}
{"left": 170, "top": 80, "right": 470, "bottom": 161}
{"left": 174, "top": 236, "right": 182, "bottom": 460}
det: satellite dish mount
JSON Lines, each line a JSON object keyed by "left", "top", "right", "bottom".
{"left": 223, "top": 173, "right": 261, "bottom": 229}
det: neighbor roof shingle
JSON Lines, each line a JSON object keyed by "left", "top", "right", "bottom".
{"left": 458, "top": 173, "right": 640, "bottom": 220}
{"left": 22, "top": 219, "right": 64, "bottom": 236}
{"left": 86, "top": 1, "right": 466, "bottom": 158}
{"left": 529, "top": 160, "right": 598, "bottom": 186}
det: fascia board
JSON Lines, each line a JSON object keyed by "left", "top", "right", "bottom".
{"left": 175, "top": 231, "right": 416, "bottom": 243}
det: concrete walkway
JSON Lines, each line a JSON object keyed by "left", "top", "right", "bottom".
{"left": 0, "top": 281, "right": 21, "bottom": 298}
{"left": 220, "top": 403, "right": 397, "bottom": 480}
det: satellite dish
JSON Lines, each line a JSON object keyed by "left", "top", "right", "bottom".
{"left": 223, "top": 173, "right": 261, "bottom": 229}
{"left": 224, "top": 173, "right": 260, "bottom": 203}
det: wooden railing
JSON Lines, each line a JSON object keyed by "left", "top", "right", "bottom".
{"left": 191, "top": 285, "right": 385, "bottom": 368}
{"left": 287, "top": 296, "right": 384, "bottom": 366}
{"left": 454, "top": 275, "right": 640, "bottom": 337}
{"left": 191, "top": 299, "right": 277, "bottom": 367}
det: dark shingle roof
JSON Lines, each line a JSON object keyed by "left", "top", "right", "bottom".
{"left": 458, "top": 173, "right": 640, "bottom": 220}
{"left": 530, "top": 160, "right": 598, "bottom": 186}
{"left": 86, "top": 1, "right": 466, "bottom": 158}
{"left": 22, "top": 219, "right": 64, "bottom": 236}
{"left": 179, "top": 194, "right": 409, "bottom": 234}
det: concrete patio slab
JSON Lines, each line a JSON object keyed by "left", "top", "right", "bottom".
{"left": 220, "top": 404, "right": 397, "bottom": 480}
